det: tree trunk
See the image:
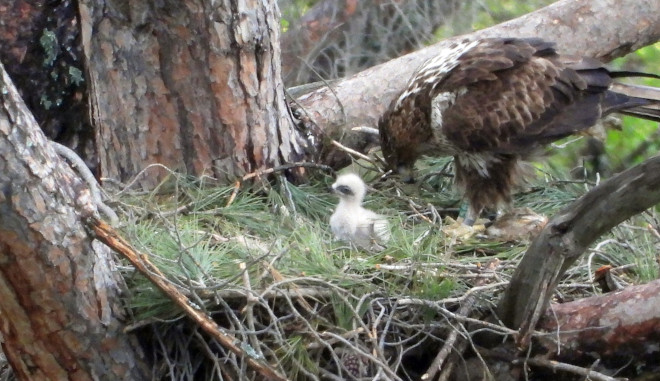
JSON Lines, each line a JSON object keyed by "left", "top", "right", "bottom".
{"left": 79, "top": 0, "right": 309, "bottom": 189}
{"left": 0, "top": 63, "right": 149, "bottom": 380}
{"left": 0, "top": 0, "right": 95, "bottom": 171}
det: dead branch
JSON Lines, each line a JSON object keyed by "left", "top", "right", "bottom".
{"left": 497, "top": 156, "right": 660, "bottom": 348}
{"left": 513, "top": 358, "right": 621, "bottom": 381}
{"left": 537, "top": 279, "right": 660, "bottom": 366}
{"left": 225, "top": 161, "right": 334, "bottom": 207}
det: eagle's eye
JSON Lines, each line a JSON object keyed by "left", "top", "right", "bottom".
{"left": 335, "top": 185, "right": 353, "bottom": 196}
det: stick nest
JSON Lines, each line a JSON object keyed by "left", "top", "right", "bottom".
{"left": 105, "top": 159, "right": 658, "bottom": 380}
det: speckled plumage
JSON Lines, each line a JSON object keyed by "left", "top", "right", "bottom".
{"left": 379, "top": 37, "right": 660, "bottom": 224}
{"left": 330, "top": 173, "right": 390, "bottom": 250}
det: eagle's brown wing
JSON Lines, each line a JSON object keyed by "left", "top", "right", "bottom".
{"left": 437, "top": 38, "right": 607, "bottom": 154}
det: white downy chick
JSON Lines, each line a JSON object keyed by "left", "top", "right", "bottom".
{"left": 330, "top": 173, "right": 390, "bottom": 250}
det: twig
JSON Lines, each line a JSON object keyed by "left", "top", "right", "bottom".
{"left": 351, "top": 126, "right": 380, "bottom": 135}
{"left": 261, "top": 260, "right": 315, "bottom": 313}
{"left": 407, "top": 200, "right": 435, "bottom": 224}
{"left": 52, "top": 141, "right": 119, "bottom": 225}
{"left": 319, "top": 331, "right": 403, "bottom": 381}
{"left": 330, "top": 139, "right": 378, "bottom": 165}
{"left": 550, "top": 136, "right": 583, "bottom": 149}
{"left": 243, "top": 161, "right": 333, "bottom": 182}
{"left": 647, "top": 223, "right": 660, "bottom": 240}
{"left": 225, "top": 180, "right": 241, "bottom": 207}
{"left": 514, "top": 357, "right": 625, "bottom": 381}
{"left": 422, "top": 301, "right": 471, "bottom": 381}
{"left": 104, "top": 163, "right": 179, "bottom": 197}
{"left": 225, "top": 161, "right": 333, "bottom": 207}
{"left": 88, "top": 218, "right": 287, "bottom": 381}
{"left": 239, "top": 262, "right": 265, "bottom": 360}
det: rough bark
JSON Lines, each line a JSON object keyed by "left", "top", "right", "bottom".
{"left": 281, "top": 0, "right": 462, "bottom": 86}
{"left": 0, "top": 0, "right": 95, "bottom": 170}
{"left": 79, "top": 0, "right": 308, "bottom": 189}
{"left": 538, "top": 279, "right": 660, "bottom": 368}
{"left": 497, "top": 156, "right": 660, "bottom": 347}
{"left": 292, "top": 0, "right": 660, "bottom": 167}
{"left": 0, "top": 63, "right": 149, "bottom": 380}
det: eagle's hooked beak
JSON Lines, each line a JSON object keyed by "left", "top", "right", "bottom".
{"left": 396, "top": 164, "right": 415, "bottom": 184}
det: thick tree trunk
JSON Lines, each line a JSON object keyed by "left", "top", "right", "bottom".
{"left": 497, "top": 156, "right": 660, "bottom": 347}
{"left": 79, "top": 0, "right": 309, "bottom": 189}
{"left": 0, "top": 63, "right": 149, "bottom": 380}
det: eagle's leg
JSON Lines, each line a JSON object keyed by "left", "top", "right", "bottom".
{"left": 454, "top": 153, "right": 521, "bottom": 227}
{"left": 441, "top": 203, "right": 486, "bottom": 239}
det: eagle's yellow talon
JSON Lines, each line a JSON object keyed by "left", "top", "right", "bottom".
{"left": 441, "top": 216, "right": 486, "bottom": 241}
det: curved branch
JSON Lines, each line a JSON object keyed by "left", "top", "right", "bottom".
{"left": 496, "top": 155, "right": 660, "bottom": 346}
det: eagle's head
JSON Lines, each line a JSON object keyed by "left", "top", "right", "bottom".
{"left": 379, "top": 39, "right": 481, "bottom": 184}
{"left": 379, "top": 123, "right": 419, "bottom": 183}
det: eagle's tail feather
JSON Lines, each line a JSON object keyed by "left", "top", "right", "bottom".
{"left": 610, "top": 82, "right": 660, "bottom": 122}
{"left": 609, "top": 71, "right": 660, "bottom": 81}
{"left": 620, "top": 105, "right": 660, "bottom": 123}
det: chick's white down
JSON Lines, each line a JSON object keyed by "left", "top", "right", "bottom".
{"left": 330, "top": 173, "right": 390, "bottom": 250}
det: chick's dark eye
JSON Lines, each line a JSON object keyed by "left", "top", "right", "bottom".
{"left": 336, "top": 185, "right": 353, "bottom": 195}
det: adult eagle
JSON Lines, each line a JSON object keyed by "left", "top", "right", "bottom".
{"left": 379, "top": 37, "right": 660, "bottom": 226}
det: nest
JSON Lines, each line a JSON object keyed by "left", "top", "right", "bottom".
{"left": 101, "top": 160, "right": 657, "bottom": 380}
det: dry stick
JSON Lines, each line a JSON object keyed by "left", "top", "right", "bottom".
{"left": 330, "top": 139, "right": 377, "bottom": 164}
{"left": 422, "top": 260, "right": 501, "bottom": 381}
{"left": 420, "top": 300, "right": 473, "bottom": 381}
{"left": 226, "top": 161, "right": 333, "bottom": 207}
{"left": 88, "top": 218, "right": 288, "bottom": 381}
{"left": 407, "top": 200, "right": 435, "bottom": 224}
{"left": 499, "top": 156, "right": 660, "bottom": 347}
{"left": 647, "top": 223, "right": 660, "bottom": 240}
{"left": 239, "top": 262, "right": 265, "bottom": 360}
{"left": 513, "top": 358, "right": 622, "bottom": 381}
{"left": 261, "top": 261, "right": 315, "bottom": 314}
